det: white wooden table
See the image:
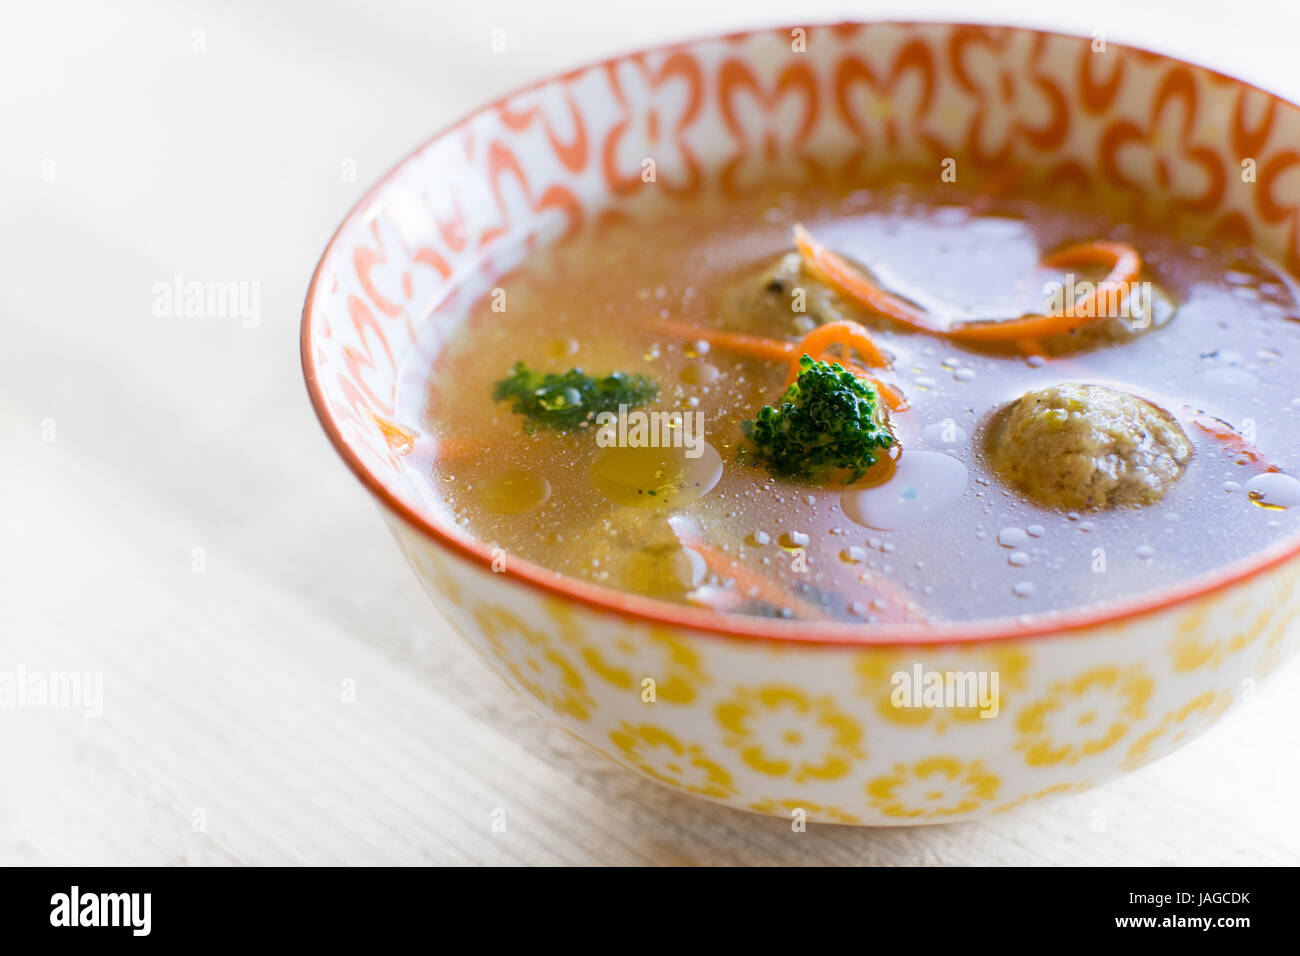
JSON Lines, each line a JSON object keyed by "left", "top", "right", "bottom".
{"left": 4, "top": 0, "right": 1300, "bottom": 865}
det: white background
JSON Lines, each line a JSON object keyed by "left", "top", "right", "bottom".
{"left": 3, "top": 0, "right": 1300, "bottom": 864}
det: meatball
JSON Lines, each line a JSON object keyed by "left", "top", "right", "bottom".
{"left": 568, "top": 507, "right": 703, "bottom": 599}
{"left": 985, "top": 383, "right": 1192, "bottom": 509}
{"left": 717, "top": 251, "right": 858, "bottom": 335}
{"left": 1035, "top": 284, "right": 1176, "bottom": 356}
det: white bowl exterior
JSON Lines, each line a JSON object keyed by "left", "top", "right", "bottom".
{"left": 305, "top": 23, "right": 1300, "bottom": 822}
{"left": 385, "top": 506, "right": 1300, "bottom": 823}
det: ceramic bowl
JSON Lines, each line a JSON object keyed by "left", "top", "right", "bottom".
{"left": 302, "top": 22, "right": 1300, "bottom": 824}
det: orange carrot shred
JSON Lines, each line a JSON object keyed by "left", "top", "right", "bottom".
{"left": 792, "top": 319, "right": 890, "bottom": 369}
{"left": 1189, "top": 414, "right": 1279, "bottom": 472}
{"left": 793, "top": 224, "right": 939, "bottom": 333}
{"left": 946, "top": 240, "right": 1142, "bottom": 341}
{"left": 368, "top": 411, "right": 417, "bottom": 456}
{"left": 794, "top": 228, "right": 1144, "bottom": 358}
{"left": 652, "top": 318, "right": 796, "bottom": 363}
{"left": 867, "top": 376, "right": 908, "bottom": 411}
{"left": 681, "top": 538, "right": 831, "bottom": 620}
{"left": 655, "top": 315, "right": 906, "bottom": 410}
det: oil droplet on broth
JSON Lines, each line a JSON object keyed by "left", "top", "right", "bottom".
{"left": 841, "top": 450, "right": 968, "bottom": 530}
{"left": 476, "top": 469, "right": 551, "bottom": 514}
{"left": 546, "top": 338, "right": 580, "bottom": 359}
{"left": 997, "top": 527, "right": 1029, "bottom": 548}
{"left": 679, "top": 362, "right": 721, "bottom": 386}
{"left": 589, "top": 442, "right": 723, "bottom": 507}
{"left": 778, "top": 530, "right": 810, "bottom": 551}
{"left": 855, "top": 447, "right": 900, "bottom": 488}
{"left": 1244, "top": 472, "right": 1300, "bottom": 509}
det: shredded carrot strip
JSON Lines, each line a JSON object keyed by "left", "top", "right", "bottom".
{"left": 656, "top": 314, "right": 906, "bottom": 410}
{"left": 793, "top": 225, "right": 939, "bottom": 333}
{"left": 794, "top": 228, "right": 1143, "bottom": 356}
{"left": 368, "top": 411, "right": 417, "bottom": 456}
{"left": 779, "top": 320, "right": 902, "bottom": 407}
{"left": 792, "top": 319, "right": 890, "bottom": 369}
{"left": 685, "top": 538, "right": 927, "bottom": 624}
{"left": 865, "top": 375, "right": 907, "bottom": 411}
{"left": 661, "top": 236, "right": 1140, "bottom": 395}
{"left": 682, "top": 538, "right": 830, "bottom": 620}
{"left": 652, "top": 318, "right": 796, "bottom": 363}
{"left": 946, "top": 240, "right": 1142, "bottom": 341}
{"left": 1189, "top": 415, "right": 1279, "bottom": 472}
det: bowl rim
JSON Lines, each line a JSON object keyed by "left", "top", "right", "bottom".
{"left": 302, "top": 18, "right": 1300, "bottom": 648}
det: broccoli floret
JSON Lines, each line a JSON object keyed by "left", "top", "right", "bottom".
{"left": 743, "top": 354, "right": 894, "bottom": 483}
{"left": 492, "top": 362, "right": 658, "bottom": 432}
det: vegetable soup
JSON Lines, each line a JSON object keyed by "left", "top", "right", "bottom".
{"left": 408, "top": 178, "right": 1300, "bottom": 625}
